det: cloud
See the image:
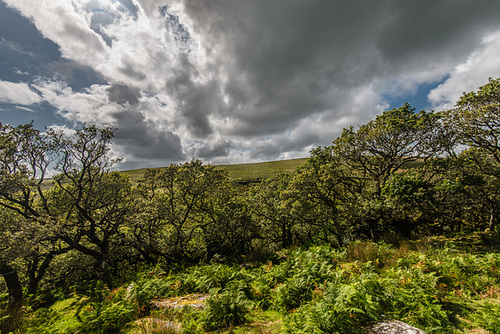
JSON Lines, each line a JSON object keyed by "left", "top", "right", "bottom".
{"left": 3, "top": 1, "right": 107, "bottom": 64}
{"left": 32, "top": 80, "right": 111, "bottom": 123}
{"left": 377, "top": 0, "right": 500, "bottom": 68}
{"left": 0, "top": 80, "right": 41, "bottom": 105}
{"left": 429, "top": 31, "right": 500, "bottom": 110}
{"left": 106, "top": 83, "right": 141, "bottom": 106}
{"left": 111, "top": 108, "right": 185, "bottom": 165}
{"left": 3, "top": 0, "right": 500, "bottom": 166}
{"left": 31, "top": 79, "right": 185, "bottom": 166}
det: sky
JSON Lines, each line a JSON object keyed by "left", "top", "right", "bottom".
{"left": 1, "top": 0, "right": 500, "bottom": 170}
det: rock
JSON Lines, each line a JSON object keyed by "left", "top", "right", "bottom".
{"left": 152, "top": 293, "right": 209, "bottom": 309}
{"left": 125, "top": 282, "right": 135, "bottom": 299}
{"left": 135, "top": 318, "right": 181, "bottom": 332}
{"left": 369, "top": 320, "right": 427, "bottom": 334}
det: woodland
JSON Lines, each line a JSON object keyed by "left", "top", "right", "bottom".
{"left": 1, "top": 78, "right": 500, "bottom": 333}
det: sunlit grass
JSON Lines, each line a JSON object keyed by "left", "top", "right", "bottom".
{"left": 24, "top": 296, "right": 88, "bottom": 334}
{"left": 216, "top": 158, "right": 307, "bottom": 183}
{"left": 121, "top": 158, "right": 307, "bottom": 184}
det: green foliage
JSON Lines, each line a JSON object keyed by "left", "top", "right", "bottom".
{"left": 284, "top": 272, "right": 384, "bottom": 334}
{"left": 64, "top": 287, "right": 136, "bottom": 334}
{"left": 267, "top": 246, "right": 343, "bottom": 311}
{"left": 128, "top": 277, "right": 175, "bottom": 309}
{"left": 180, "top": 264, "right": 251, "bottom": 293}
{"left": 332, "top": 103, "right": 446, "bottom": 193}
{"left": 202, "top": 288, "right": 250, "bottom": 331}
{"left": 6, "top": 240, "right": 500, "bottom": 333}
{"left": 472, "top": 301, "right": 500, "bottom": 334}
{"left": 133, "top": 160, "right": 235, "bottom": 264}
{"left": 80, "top": 299, "right": 136, "bottom": 334}
{"left": 443, "top": 78, "right": 500, "bottom": 231}
{"left": 451, "top": 77, "right": 500, "bottom": 164}
{"left": 248, "top": 172, "right": 304, "bottom": 249}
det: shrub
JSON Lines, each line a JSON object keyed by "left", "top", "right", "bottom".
{"left": 346, "top": 240, "right": 401, "bottom": 269}
{"left": 283, "top": 272, "right": 383, "bottom": 333}
{"left": 79, "top": 287, "right": 137, "bottom": 334}
{"left": 273, "top": 276, "right": 314, "bottom": 311}
{"left": 202, "top": 288, "right": 250, "bottom": 330}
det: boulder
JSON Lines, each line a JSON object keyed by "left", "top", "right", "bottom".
{"left": 369, "top": 320, "right": 427, "bottom": 334}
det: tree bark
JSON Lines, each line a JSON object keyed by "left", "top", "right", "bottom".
{"left": 27, "top": 252, "right": 56, "bottom": 295}
{"left": 489, "top": 206, "right": 497, "bottom": 230}
{"left": 0, "top": 260, "right": 23, "bottom": 312}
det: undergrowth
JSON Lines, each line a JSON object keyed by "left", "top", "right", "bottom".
{"left": 3, "top": 239, "right": 500, "bottom": 333}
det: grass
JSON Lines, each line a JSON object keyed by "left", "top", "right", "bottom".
{"left": 22, "top": 296, "right": 89, "bottom": 334}
{"left": 120, "top": 158, "right": 307, "bottom": 184}
{"left": 215, "top": 158, "right": 307, "bottom": 183}
{"left": 228, "top": 309, "right": 283, "bottom": 334}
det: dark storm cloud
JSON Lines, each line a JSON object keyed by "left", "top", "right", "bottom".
{"left": 196, "top": 140, "right": 231, "bottom": 159}
{"left": 106, "top": 83, "right": 141, "bottom": 106}
{"left": 166, "top": 55, "right": 223, "bottom": 138}
{"left": 377, "top": 0, "right": 500, "bottom": 66}
{"left": 229, "top": 89, "right": 326, "bottom": 137}
{"left": 250, "top": 131, "right": 321, "bottom": 161}
{"left": 175, "top": 0, "right": 500, "bottom": 160}
{"left": 111, "top": 109, "right": 185, "bottom": 162}
{"left": 181, "top": 0, "right": 388, "bottom": 136}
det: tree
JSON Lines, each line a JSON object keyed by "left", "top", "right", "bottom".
{"left": 49, "top": 170, "right": 134, "bottom": 281}
{"left": 46, "top": 125, "right": 134, "bottom": 281}
{"left": 332, "top": 103, "right": 447, "bottom": 195}
{"left": 248, "top": 172, "right": 299, "bottom": 249}
{"left": 0, "top": 123, "right": 130, "bottom": 309}
{"left": 0, "top": 122, "right": 60, "bottom": 310}
{"left": 450, "top": 77, "right": 500, "bottom": 164}
{"left": 291, "top": 154, "right": 362, "bottom": 246}
{"left": 133, "top": 160, "right": 229, "bottom": 263}
{"left": 381, "top": 169, "right": 437, "bottom": 236}
{"left": 312, "top": 104, "right": 450, "bottom": 239}
{"left": 0, "top": 212, "right": 23, "bottom": 312}
{"left": 202, "top": 188, "right": 258, "bottom": 260}
{"left": 446, "top": 77, "right": 500, "bottom": 229}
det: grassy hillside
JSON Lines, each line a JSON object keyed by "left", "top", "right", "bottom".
{"left": 121, "top": 158, "right": 308, "bottom": 184}
{"left": 215, "top": 158, "right": 307, "bottom": 183}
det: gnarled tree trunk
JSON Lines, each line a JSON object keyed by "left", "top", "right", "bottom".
{"left": 0, "top": 260, "right": 23, "bottom": 312}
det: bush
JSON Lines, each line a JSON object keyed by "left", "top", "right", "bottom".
{"left": 283, "top": 271, "right": 383, "bottom": 333}
{"left": 202, "top": 288, "right": 250, "bottom": 330}
{"left": 274, "top": 276, "right": 314, "bottom": 311}
{"left": 79, "top": 287, "right": 137, "bottom": 334}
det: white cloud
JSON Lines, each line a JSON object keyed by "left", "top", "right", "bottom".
{"left": 4, "top": 0, "right": 108, "bottom": 65}
{"left": 32, "top": 80, "right": 112, "bottom": 123}
{"left": 0, "top": 80, "right": 41, "bottom": 105}
{"left": 429, "top": 30, "right": 500, "bottom": 111}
